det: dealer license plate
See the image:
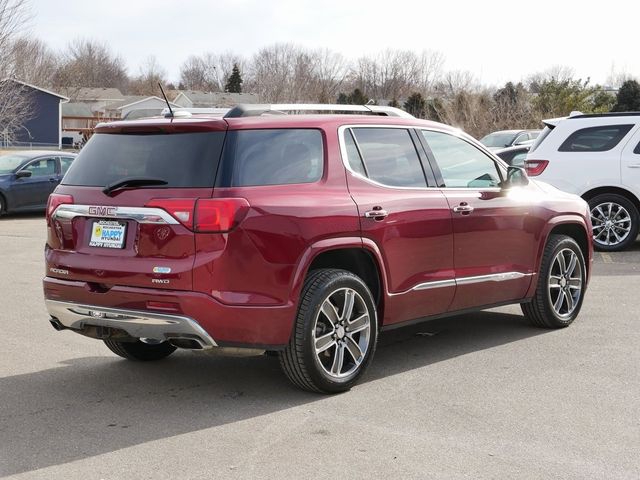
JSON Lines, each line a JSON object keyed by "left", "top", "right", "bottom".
{"left": 89, "top": 220, "right": 127, "bottom": 249}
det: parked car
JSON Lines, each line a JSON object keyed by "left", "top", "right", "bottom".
{"left": 480, "top": 129, "right": 540, "bottom": 150}
{"left": 0, "top": 150, "right": 77, "bottom": 215}
{"left": 44, "top": 104, "right": 592, "bottom": 393}
{"left": 495, "top": 144, "right": 531, "bottom": 167}
{"left": 525, "top": 112, "right": 640, "bottom": 251}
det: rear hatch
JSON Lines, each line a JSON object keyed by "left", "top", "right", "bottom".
{"left": 45, "top": 120, "right": 227, "bottom": 291}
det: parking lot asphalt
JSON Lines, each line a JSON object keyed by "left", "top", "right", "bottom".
{"left": 1, "top": 214, "right": 638, "bottom": 480}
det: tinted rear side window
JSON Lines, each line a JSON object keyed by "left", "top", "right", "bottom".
{"left": 558, "top": 124, "right": 633, "bottom": 152}
{"left": 63, "top": 132, "right": 225, "bottom": 187}
{"left": 218, "top": 129, "right": 323, "bottom": 187}
{"left": 634, "top": 142, "right": 640, "bottom": 154}
{"left": 351, "top": 128, "right": 426, "bottom": 187}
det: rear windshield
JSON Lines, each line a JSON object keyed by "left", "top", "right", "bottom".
{"left": 528, "top": 126, "right": 553, "bottom": 153}
{"left": 62, "top": 132, "right": 225, "bottom": 187}
{"left": 216, "top": 129, "right": 323, "bottom": 187}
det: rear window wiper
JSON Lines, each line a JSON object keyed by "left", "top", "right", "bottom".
{"left": 103, "top": 177, "right": 168, "bottom": 196}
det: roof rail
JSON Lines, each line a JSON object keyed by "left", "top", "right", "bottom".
{"left": 160, "top": 107, "right": 230, "bottom": 118}
{"left": 223, "top": 103, "right": 414, "bottom": 119}
{"left": 568, "top": 111, "right": 640, "bottom": 119}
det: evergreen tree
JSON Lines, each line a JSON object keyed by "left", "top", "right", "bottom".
{"left": 404, "top": 92, "right": 427, "bottom": 118}
{"left": 612, "top": 80, "right": 640, "bottom": 112}
{"left": 225, "top": 64, "right": 243, "bottom": 93}
{"left": 336, "top": 92, "right": 349, "bottom": 104}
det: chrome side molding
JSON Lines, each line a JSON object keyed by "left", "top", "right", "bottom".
{"left": 412, "top": 272, "right": 532, "bottom": 291}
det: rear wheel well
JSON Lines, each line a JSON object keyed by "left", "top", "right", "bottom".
{"left": 548, "top": 224, "right": 590, "bottom": 274}
{"left": 307, "top": 248, "right": 382, "bottom": 306}
{"left": 582, "top": 187, "right": 640, "bottom": 213}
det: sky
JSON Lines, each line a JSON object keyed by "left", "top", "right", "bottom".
{"left": 28, "top": 0, "right": 639, "bottom": 87}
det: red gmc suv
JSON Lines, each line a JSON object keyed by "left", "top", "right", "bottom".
{"left": 44, "top": 104, "right": 593, "bottom": 393}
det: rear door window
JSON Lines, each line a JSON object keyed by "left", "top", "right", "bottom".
{"left": 60, "top": 156, "right": 75, "bottom": 175}
{"left": 558, "top": 124, "right": 634, "bottom": 152}
{"left": 218, "top": 129, "right": 323, "bottom": 187}
{"left": 62, "top": 132, "right": 225, "bottom": 187}
{"left": 421, "top": 130, "right": 502, "bottom": 188}
{"left": 350, "top": 128, "right": 427, "bottom": 187}
{"left": 634, "top": 141, "right": 640, "bottom": 154}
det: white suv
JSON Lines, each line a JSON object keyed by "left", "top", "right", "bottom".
{"left": 525, "top": 112, "right": 640, "bottom": 251}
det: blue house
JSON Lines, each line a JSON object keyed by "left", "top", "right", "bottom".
{"left": 1, "top": 79, "right": 68, "bottom": 148}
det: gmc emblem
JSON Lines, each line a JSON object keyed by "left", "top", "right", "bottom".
{"left": 88, "top": 206, "right": 117, "bottom": 216}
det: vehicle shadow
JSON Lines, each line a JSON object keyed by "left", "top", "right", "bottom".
{"left": 0, "top": 310, "right": 544, "bottom": 476}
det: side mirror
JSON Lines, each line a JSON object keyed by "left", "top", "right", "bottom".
{"left": 505, "top": 166, "right": 529, "bottom": 188}
{"left": 15, "top": 170, "right": 32, "bottom": 179}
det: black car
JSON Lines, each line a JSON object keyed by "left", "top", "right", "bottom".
{"left": 494, "top": 144, "right": 531, "bottom": 167}
{"left": 0, "top": 150, "right": 77, "bottom": 215}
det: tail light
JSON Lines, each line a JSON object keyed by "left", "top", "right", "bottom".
{"left": 146, "top": 198, "right": 197, "bottom": 229}
{"left": 146, "top": 198, "right": 250, "bottom": 233}
{"left": 46, "top": 193, "right": 74, "bottom": 225}
{"left": 525, "top": 160, "right": 549, "bottom": 176}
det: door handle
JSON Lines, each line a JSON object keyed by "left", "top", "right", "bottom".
{"left": 628, "top": 164, "right": 640, "bottom": 169}
{"left": 452, "top": 203, "right": 474, "bottom": 214}
{"left": 364, "top": 208, "right": 388, "bottom": 220}
{"left": 49, "top": 178, "right": 57, "bottom": 182}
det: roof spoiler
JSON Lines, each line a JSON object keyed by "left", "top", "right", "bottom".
{"left": 223, "top": 103, "right": 414, "bottom": 119}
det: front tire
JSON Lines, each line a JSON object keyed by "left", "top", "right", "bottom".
{"left": 0, "top": 195, "right": 6, "bottom": 216}
{"left": 103, "top": 339, "right": 176, "bottom": 361}
{"left": 588, "top": 193, "right": 639, "bottom": 251}
{"left": 522, "top": 234, "right": 586, "bottom": 328}
{"left": 280, "top": 269, "right": 378, "bottom": 393}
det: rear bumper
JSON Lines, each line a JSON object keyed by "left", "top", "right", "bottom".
{"left": 46, "top": 299, "right": 217, "bottom": 348}
{"left": 43, "top": 276, "right": 296, "bottom": 348}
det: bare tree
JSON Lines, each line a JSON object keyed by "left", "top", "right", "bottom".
{"left": 6, "top": 36, "right": 58, "bottom": 87}
{"left": 128, "top": 55, "right": 167, "bottom": 96}
{"left": 0, "top": 0, "right": 34, "bottom": 145}
{"left": 350, "top": 49, "right": 444, "bottom": 103}
{"left": 0, "top": 79, "right": 34, "bottom": 145}
{"left": 179, "top": 52, "right": 245, "bottom": 91}
{"left": 53, "top": 38, "right": 128, "bottom": 91}
{"left": 0, "top": 0, "right": 30, "bottom": 75}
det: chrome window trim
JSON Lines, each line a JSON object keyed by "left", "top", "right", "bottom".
{"left": 337, "top": 124, "right": 508, "bottom": 190}
{"left": 338, "top": 124, "right": 438, "bottom": 191}
{"left": 52, "top": 204, "right": 180, "bottom": 224}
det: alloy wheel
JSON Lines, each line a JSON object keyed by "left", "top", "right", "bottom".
{"left": 591, "top": 201, "right": 632, "bottom": 247}
{"left": 548, "top": 248, "right": 583, "bottom": 318}
{"left": 313, "top": 287, "right": 371, "bottom": 379}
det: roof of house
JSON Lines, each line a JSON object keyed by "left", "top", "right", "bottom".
{"left": 174, "top": 90, "right": 260, "bottom": 107}
{"left": 60, "top": 87, "right": 125, "bottom": 102}
{"left": 1, "top": 78, "right": 69, "bottom": 101}
{"left": 106, "top": 95, "right": 179, "bottom": 110}
{"left": 61, "top": 102, "right": 94, "bottom": 117}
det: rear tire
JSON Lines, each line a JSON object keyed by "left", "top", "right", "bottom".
{"left": 522, "top": 234, "right": 586, "bottom": 328}
{"left": 103, "top": 339, "right": 176, "bottom": 361}
{"left": 280, "top": 269, "right": 378, "bottom": 394}
{"left": 0, "top": 194, "right": 6, "bottom": 216}
{"left": 588, "top": 193, "right": 639, "bottom": 252}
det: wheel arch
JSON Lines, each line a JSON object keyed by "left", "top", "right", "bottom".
{"left": 290, "top": 238, "right": 387, "bottom": 321}
{"left": 527, "top": 216, "right": 592, "bottom": 298}
{"left": 581, "top": 186, "right": 640, "bottom": 213}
